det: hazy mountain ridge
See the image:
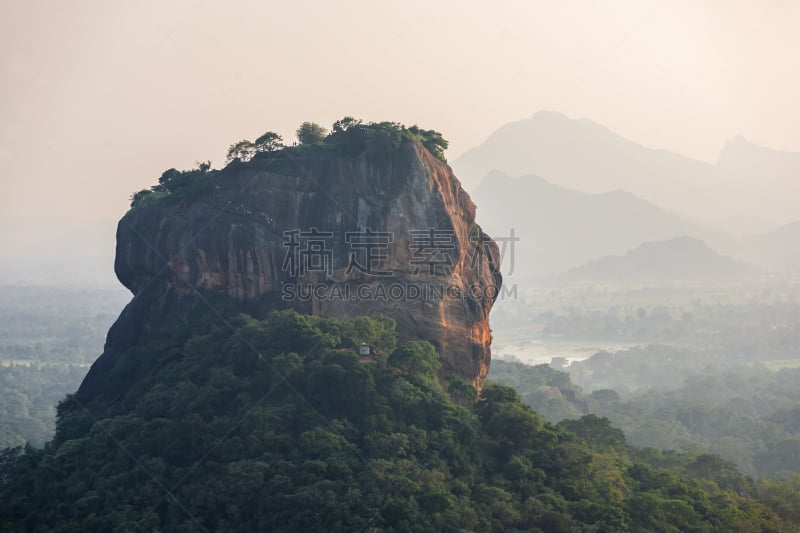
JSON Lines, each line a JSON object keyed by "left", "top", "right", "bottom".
{"left": 472, "top": 171, "right": 731, "bottom": 278}
{"left": 563, "top": 236, "right": 763, "bottom": 283}
{"left": 742, "top": 220, "right": 800, "bottom": 275}
{"left": 454, "top": 111, "right": 800, "bottom": 232}
{"left": 6, "top": 113, "right": 797, "bottom": 286}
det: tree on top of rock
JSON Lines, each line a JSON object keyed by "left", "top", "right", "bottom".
{"left": 254, "top": 131, "right": 284, "bottom": 152}
{"left": 331, "top": 116, "right": 362, "bottom": 134}
{"left": 408, "top": 125, "right": 449, "bottom": 162}
{"left": 296, "top": 122, "right": 328, "bottom": 145}
{"left": 226, "top": 140, "right": 257, "bottom": 163}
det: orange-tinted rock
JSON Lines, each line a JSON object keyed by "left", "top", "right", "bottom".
{"left": 79, "top": 142, "right": 501, "bottom": 402}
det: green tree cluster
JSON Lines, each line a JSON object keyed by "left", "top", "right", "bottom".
{"left": 226, "top": 131, "right": 285, "bottom": 163}
{"left": 130, "top": 118, "right": 451, "bottom": 208}
{"left": 295, "top": 122, "right": 328, "bottom": 145}
{"left": 323, "top": 117, "right": 449, "bottom": 162}
{"left": 491, "top": 357, "right": 800, "bottom": 480}
{"left": 130, "top": 161, "right": 216, "bottom": 208}
{"left": 1, "top": 311, "right": 797, "bottom": 531}
{"left": 0, "top": 364, "right": 88, "bottom": 448}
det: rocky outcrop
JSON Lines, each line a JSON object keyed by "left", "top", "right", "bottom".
{"left": 79, "top": 141, "right": 501, "bottom": 401}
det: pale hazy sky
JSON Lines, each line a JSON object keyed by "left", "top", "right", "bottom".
{"left": 1, "top": 0, "right": 798, "bottom": 221}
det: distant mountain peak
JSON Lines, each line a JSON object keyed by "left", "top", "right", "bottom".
{"left": 530, "top": 109, "right": 570, "bottom": 121}
{"left": 640, "top": 234, "right": 706, "bottom": 249}
{"left": 718, "top": 133, "right": 800, "bottom": 165}
{"left": 452, "top": 110, "right": 712, "bottom": 197}
{"left": 564, "top": 236, "right": 762, "bottom": 283}
{"left": 453, "top": 112, "right": 800, "bottom": 231}
{"left": 529, "top": 109, "right": 607, "bottom": 129}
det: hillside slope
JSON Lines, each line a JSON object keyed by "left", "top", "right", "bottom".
{"left": 3, "top": 311, "right": 797, "bottom": 531}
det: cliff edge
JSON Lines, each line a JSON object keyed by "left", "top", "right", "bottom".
{"left": 78, "top": 136, "right": 502, "bottom": 403}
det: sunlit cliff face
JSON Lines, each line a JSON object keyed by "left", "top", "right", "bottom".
{"left": 80, "top": 141, "right": 501, "bottom": 403}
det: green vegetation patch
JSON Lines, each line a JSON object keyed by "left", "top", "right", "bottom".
{"left": 2, "top": 311, "right": 798, "bottom": 531}
{"left": 129, "top": 118, "right": 450, "bottom": 209}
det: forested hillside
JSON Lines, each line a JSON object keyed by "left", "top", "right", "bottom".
{"left": 491, "top": 358, "right": 800, "bottom": 480}
{"left": 0, "top": 286, "right": 127, "bottom": 447}
{"left": 2, "top": 311, "right": 799, "bottom": 531}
